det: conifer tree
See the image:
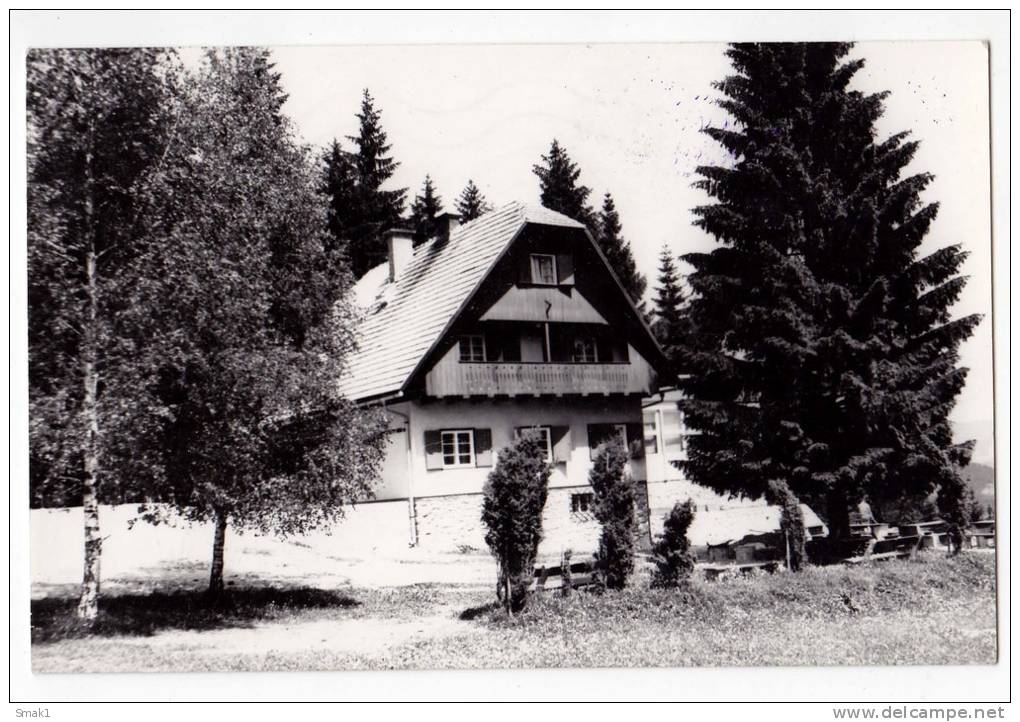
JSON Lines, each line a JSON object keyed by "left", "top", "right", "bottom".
{"left": 678, "top": 43, "right": 980, "bottom": 544}
{"left": 532, "top": 139, "right": 596, "bottom": 229}
{"left": 589, "top": 436, "right": 636, "bottom": 590}
{"left": 650, "top": 499, "right": 697, "bottom": 588}
{"left": 409, "top": 174, "right": 444, "bottom": 244}
{"left": 320, "top": 139, "right": 357, "bottom": 260}
{"left": 596, "top": 193, "right": 647, "bottom": 306}
{"left": 481, "top": 435, "right": 551, "bottom": 614}
{"left": 651, "top": 245, "right": 689, "bottom": 365}
{"left": 767, "top": 479, "right": 807, "bottom": 571}
{"left": 455, "top": 179, "right": 492, "bottom": 222}
{"left": 322, "top": 89, "right": 407, "bottom": 278}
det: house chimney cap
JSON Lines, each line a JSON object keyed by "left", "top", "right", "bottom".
{"left": 383, "top": 227, "right": 415, "bottom": 238}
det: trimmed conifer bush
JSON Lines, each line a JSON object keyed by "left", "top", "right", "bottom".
{"left": 481, "top": 434, "right": 551, "bottom": 613}
{"left": 651, "top": 499, "right": 697, "bottom": 588}
{"left": 767, "top": 479, "right": 807, "bottom": 571}
{"left": 589, "top": 435, "right": 635, "bottom": 590}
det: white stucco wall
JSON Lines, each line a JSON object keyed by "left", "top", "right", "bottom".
{"left": 372, "top": 396, "right": 646, "bottom": 500}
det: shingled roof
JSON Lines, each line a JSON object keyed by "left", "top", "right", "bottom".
{"left": 340, "top": 202, "right": 588, "bottom": 402}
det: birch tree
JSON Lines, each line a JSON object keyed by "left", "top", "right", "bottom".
{"left": 27, "top": 48, "right": 177, "bottom": 622}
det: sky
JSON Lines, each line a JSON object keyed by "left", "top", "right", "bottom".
{"left": 265, "top": 41, "right": 993, "bottom": 462}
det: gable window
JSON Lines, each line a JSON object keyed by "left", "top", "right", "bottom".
{"left": 530, "top": 254, "right": 557, "bottom": 285}
{"left": 441, "top": 429, "right": 474, "bottom": 467}
{"left": 572, "top": 336, "right": 598, "bottom": 363}
{"left": 515, "top": 425, "right": 553, "bottom": 462}
{"left": 459, "top": 334, "right": 486, "bottom": 362}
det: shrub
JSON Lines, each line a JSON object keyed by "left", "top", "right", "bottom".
{"left": 767, "top": 479, "right": 807, "bottom": 571}
{"left": 560, "top": 549, "right": 573, "bottom": 597}
{"left": 589, "top": 435, "right": 635, "bottom": 590}
{"left": 936, "top": 472, "right": 969, "bottom": 555}
{"left": 651, "top": 499, "right": 697, "bottom": 588}
{"left": 481, "top": 434, "right": 551, "bottom": 613}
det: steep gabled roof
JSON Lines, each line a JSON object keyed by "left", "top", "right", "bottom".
{"left": 340, "top": 200, "right": 668, "bottom": 403}
{"left": 340, "top": 202, "right": 586, "bottom": 402}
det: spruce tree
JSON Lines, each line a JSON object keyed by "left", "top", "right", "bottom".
{"left": 678, "top": 43, "right": 980, "bottom": 544}
{"left": 651, "top": 245, "right": 689, "bottom": 365}
{"left": 320, "top": 139, "right": 358, "bottom": 260}
{"left": 532, "top": 139, "right": 596, "bottom": 229}
{"left": 409, "top": 174, "right": 444, "bottom": 244}
{"left": 455, "top": 179, "right": 492, "bottom": 222}
{"left": 596, "top": 193, "right": 647, "bottom": 306}
{"left": 322, "top": 89, "right": 406, "bottom": 278}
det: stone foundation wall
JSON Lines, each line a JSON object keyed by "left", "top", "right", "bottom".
{"left": 415, "top": 482, "right": 652, "bottom": 557}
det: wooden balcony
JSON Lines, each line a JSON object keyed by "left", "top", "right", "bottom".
{"left": 425, "top": 360, "right": 654, "bottom": 398}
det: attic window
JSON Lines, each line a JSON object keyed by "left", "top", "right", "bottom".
{"left": 530, "top": 254, "right": 557, "bottom": 285}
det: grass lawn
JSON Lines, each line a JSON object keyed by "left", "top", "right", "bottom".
{"left": 31, "top": 552, "right": 996, "bottom": 672}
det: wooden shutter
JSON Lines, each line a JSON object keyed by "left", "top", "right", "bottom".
{"left": 551, "top": 425, "right": 571, "bottom": 463}
{"left": 424, "top": 430, "right": 443, "bottom": 470}
{"left": 626, "top": 422, "right": 645, "bottom": 459}
{"left": 518, "top": 255, "right": 534, "bottom": 285}
{"left": 556, "top": 253, "right": 575, "bottom": 285}
{"left": 474, "top": 428, "right": 493, "bottom": 467}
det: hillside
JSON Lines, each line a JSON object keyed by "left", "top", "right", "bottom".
{"left": 961, "top": 462, "right": 996, "bottom": 504}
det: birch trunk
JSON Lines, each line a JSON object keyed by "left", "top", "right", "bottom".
{"left": 75, "top": 126, "right": 102, "bottom": 624}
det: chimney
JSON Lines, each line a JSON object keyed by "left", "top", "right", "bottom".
{"left": 436, "top": 212, "right": 461, "bottom": 245}
{"left": 384, "top": 228, "right": 415, "bottom": 282}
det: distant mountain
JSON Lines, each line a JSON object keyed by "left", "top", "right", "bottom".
{"left": 953, "top": 418, "right": 995, "bottom": 466}
{"left": 961, "top": 462, "right": 996, "bottom": 503}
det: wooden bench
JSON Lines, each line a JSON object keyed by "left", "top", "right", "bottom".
{"left": 700, "top": 560, "right": 781, "bottom": 580}
{"left": 845, "top": 534, "right": 922, "bottom": 564}
{"left": 530, "top": 556, "right": 597, "bottom": 592}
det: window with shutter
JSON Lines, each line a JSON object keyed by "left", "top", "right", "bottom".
{"left": 429, "top": 429, "right": 473, "bottom": 468}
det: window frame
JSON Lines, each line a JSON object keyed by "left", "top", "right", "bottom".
{"left": 458, "top": 334, "right": 486, "bottom": 362}
{"left": 440, "top": 429, "right": 475, "bottom": 468}
{"left": 516, "top": 425, "right": 553, "bottom": 463}
{"left": 529, "top": 253, "right": 558, "bottom": 285}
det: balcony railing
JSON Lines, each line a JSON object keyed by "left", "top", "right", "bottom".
{"left": 425, "top": 361, "right": 653, "bottom": 398}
